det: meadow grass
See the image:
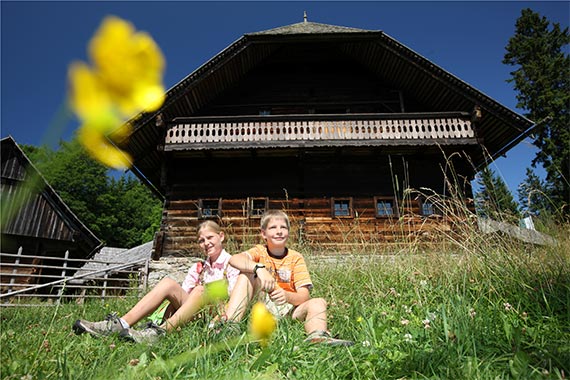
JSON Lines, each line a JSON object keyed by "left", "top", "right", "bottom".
{"left": 1, "top": 225, "right": 569, "bottom": 379}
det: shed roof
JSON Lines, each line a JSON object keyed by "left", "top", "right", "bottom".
{"left": 69, "top": 241, "right": 152, "bottom": 283}
{"left": 120, "top": 20, "right": 533, "bottom": 196}
{"left": 1, "top": 136, "right": 102, "bottom": 257}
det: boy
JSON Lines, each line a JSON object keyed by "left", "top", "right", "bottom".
{"left": 223, "top": 210, "right": 353, "bottom": 346}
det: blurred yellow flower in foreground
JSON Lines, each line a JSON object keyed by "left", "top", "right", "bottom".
{"left": 249, "top": 302, "right": 277, "bottom": 346}
{"left": 68, "top": 15, "right": 165, "bottom": 169}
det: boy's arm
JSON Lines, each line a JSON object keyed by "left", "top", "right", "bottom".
{"left": 228, "top": 252, "right": 256, "bottom": 272}
{"left": 271, "top": 285, "right": 310, "bottom": 306}
{"left": 229, "top": 252, "right": 275, "bottom": 292}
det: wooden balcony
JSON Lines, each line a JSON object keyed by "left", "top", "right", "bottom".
{"left": 164, "top": 112, "right": 476, "bottom": 151}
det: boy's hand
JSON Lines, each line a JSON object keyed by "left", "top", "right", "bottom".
{"left": 269, "top": 287, "right": 287, "bottom": 305}
{"left": 257, "top": 269, "right": 276, "bottom": 293}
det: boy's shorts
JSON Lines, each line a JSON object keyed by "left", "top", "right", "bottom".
{"left": 260, "top": 292, "right": 294, "bottom": 319}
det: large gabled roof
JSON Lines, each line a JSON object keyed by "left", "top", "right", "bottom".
{"left": 122, "top": 20, "right": 533, "bottom": 196}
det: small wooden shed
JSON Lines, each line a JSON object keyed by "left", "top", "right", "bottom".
{"left": 1, "top": 136, "right": 102, "bottom": 292}
{"left": 119, "top": 20, "right": 533, "bottom": 256}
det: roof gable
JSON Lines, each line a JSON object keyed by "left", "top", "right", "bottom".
{"left": 122, "top": 21, "right": 533, "bottom": 193}
{"left": 1, "top": 136, "right": 102, "bottom": 256}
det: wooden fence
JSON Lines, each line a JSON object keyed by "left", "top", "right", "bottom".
{"left": 0, "top": 248, "right": 150, "bottom": 306}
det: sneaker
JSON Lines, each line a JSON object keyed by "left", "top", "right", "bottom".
{"left": 73, "top": 312, "right": 124, "bottom": 337}
{"left": 304, "top": 330, "right": 354, "bottom": 347}
{"left": 119, "top": 322, "right": 166, "bottom": 344}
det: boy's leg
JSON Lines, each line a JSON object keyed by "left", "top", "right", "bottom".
{"left": 224, "top": 273, "right": 258, "bottom": 322}
{"left": 162, "top": 285, "right": 205, "bottom": 331}
{"left": 291, "top": 297, "right": 328, "bottom": 334}
{"left": 293, "top": 297, "right": 354, "bottom": 346}
{"left": 122, "top": 277, "right": 189, "bottom": 327}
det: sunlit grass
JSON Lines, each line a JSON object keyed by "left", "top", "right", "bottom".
{"left": 2, "top": 225, "right": 569, "bottom": 379}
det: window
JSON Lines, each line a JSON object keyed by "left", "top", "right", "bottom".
{"left": 199, "top": 199, "right": 221, "bottom": 219}
{"left": 332, "top": 198, "right": 353, "bottom": 218}
{"left": 422, "top": 201, "right": 434, "bottom": 216}
{"left": 375, "top": 196, "right": 397, "bottom": 218}
{"left": 248, "top": 197, "right": 268, "bottom": 218}
{"left": 420, "top": 198, "right": 442, "bottom": 216}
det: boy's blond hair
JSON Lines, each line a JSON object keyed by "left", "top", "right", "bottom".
{"left": 260, "top": 210, "right": 290, "bottom": 230}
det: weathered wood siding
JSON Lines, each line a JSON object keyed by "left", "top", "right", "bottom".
{"left": 157, "top": 196, "right": 473, "bottom": 257}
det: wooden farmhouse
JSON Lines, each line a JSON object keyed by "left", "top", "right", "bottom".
{"left": 1, "top": 136, "right": 102, "bottom": 292}
{"left": 120, "top": 20, "right": 533, "bottom": 256}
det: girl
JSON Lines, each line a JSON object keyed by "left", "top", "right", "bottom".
{"left": 73, "top": 221, "right": 238, "bottom": 344}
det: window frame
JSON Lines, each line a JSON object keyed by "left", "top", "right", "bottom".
{"left": 331, "top": 197, "right": 354, "bottom": 218}
{"left": 198, "top": 198, "right": 222, "bottom": 219}
{"left": 248, "top": 197, "right": 268, "bottom": 218}
{"left": 374, "top": 196, "right": 398, "bottom": 218}
{"left": 419, "top": 198, "right": 442, "bottom": 217}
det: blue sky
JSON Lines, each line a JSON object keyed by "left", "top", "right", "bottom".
{"left": 1, "top": 1, "right": 568, "bottom": 196}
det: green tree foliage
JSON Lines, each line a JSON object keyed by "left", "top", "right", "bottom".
{"left": 503, "top": 8, "right": 570, "bottom": 218}
{"left": 475, "top": 167, "right": 520, "bottom": 222}
{"left": 518, "top": 167, "right": 551, "bottom": 217}
{"left": 21, "top": 141, "right": 162, "bottom": 248}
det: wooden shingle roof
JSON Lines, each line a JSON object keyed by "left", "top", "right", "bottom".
{"left": 1, "top": 136, "right": 102, "bottom": 257}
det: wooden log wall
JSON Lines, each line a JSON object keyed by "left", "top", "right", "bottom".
{"left": 157, "top": 196, "right": 474, "bottom": 257}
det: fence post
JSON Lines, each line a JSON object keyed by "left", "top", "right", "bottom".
{"left": 56, "top": 250, "right": 70, "bottom": 303}
{"left": 101, "top": 268, "right": 109, "bottom": 303}
{"left": 142, "top": 259, "right": 150, "bottom": 295}
{"left": 5, "top": 246, "right": 23, "bottom": 304}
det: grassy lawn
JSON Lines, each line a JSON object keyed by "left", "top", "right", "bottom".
{"left": 2, "top": 228, "right": 569, "bottom": 379}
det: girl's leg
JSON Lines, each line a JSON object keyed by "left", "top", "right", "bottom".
{"left": 122, "top": 277, "right": 189, "bottom": 327}
{"left": 224, "top": 273, "right": 258, "bottom": 322}
{"left": 291, "top": 297, "right": 328, "bottom": 334}
{"left": 162, "top": 285, "right": 205, "bottom": 332}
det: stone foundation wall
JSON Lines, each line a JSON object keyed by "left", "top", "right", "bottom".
{"left": 146, "top": 256, "right": 203, "bottom": 289}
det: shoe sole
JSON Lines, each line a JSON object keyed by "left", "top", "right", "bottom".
{"left": 72, "top": 320, "right": 112, "bottom": 338}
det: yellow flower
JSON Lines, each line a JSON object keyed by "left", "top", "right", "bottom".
{"left": 68, "top": 15, "right": 166, "bottom": 169}
{"left": 88, "top": 16, "right": 165, "bottom": 116}
{"left": 204, "top": 279, "right": 229, "bottom": 303}
{"left": 356, "top": 316, "right": 363, "bottom": 323}
{"left": 77, "top": 123, "right": 132, "bottom": 169}
{"left": 249, "top": 302, "right": 277, "bottom": 345}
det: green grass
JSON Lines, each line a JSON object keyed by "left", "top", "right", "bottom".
{"left": 2, "top": 228, "right": 569, "bottom": 379}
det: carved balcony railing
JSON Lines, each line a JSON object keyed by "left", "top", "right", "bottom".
{"left": 164, "top": 113, "right": 476, "bottom": 150}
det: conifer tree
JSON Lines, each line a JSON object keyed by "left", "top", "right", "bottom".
{"left": 504, "top": 8, "right": 570, "bottom": 218}
{"left": 518, "top": 168, "right": 551, "bottom": 217}
{"left": 475, "top": 167, "right": 520, "bottom": 222}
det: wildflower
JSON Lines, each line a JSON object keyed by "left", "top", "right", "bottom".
{"left": 503, "top": 302, "right": 513, "bottom": 311}
{"left": 249, "top": 302, "right": 277, "bottom": 346}
{"left": 419, "top": 280, "right": 428, "bottom": 287}
{"left": 362, "top": 340, "right": 371, "bottom": 347}
{"left": 68, "top": 15, "right": 165, "bottom": 169}
{"left": 400, "top": 319, "right": 410, "bottom": 326}
{"left": 404, "top": 333, "right": 413, "bottom": 342}
{"left": 422, "top": 319, "right": 431, "bottom": 329}
{"left": 88, "top": 16, "right": 165, "bottom": 115}
{"left": 469, "top": 308, "right": 476, "bottom": 318}
{"left": 356, "top": 316, "right": 363, "bottom": 323}
{"left": 404, "top": 305, "right": 412, "bottom": 314}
